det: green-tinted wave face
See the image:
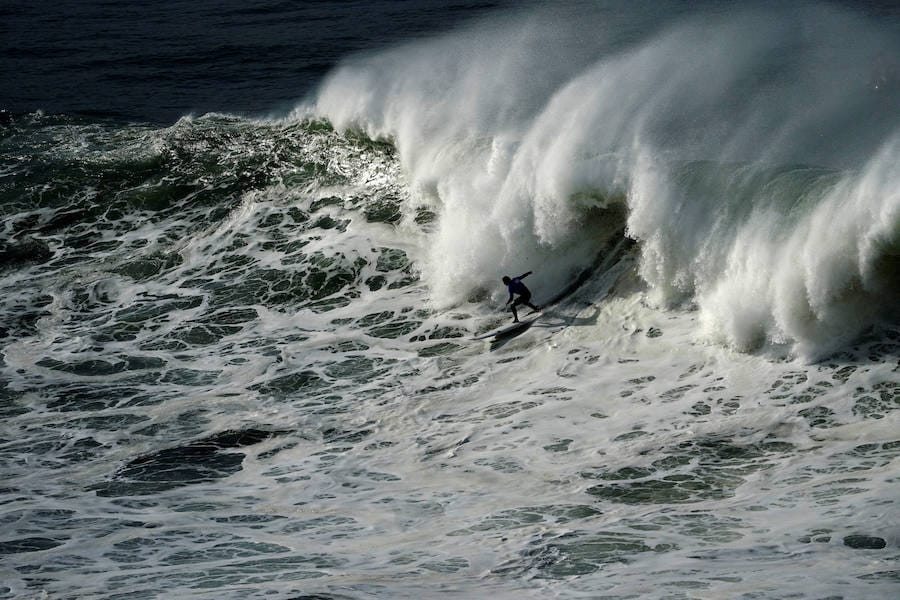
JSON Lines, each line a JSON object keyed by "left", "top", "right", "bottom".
{"left": 0, "top": 113, "right": 422, "bottom": 322}
{"left": 0, "top": 113, "right": 459, "bottom": 419}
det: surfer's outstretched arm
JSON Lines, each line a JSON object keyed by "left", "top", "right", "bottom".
{"left": 517, "top": 271, "right": 532, "bottom": 279}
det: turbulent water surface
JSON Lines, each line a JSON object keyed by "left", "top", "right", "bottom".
{"left": 1, "top": 1, "right": 899, "bottom": 599}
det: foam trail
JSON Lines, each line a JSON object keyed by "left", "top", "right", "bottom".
{"left": 307, "top": 1, "right": 900, "bottom": 356}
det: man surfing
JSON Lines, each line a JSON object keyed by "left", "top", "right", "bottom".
{"left": 502, "top": 271, "right": 540, "bottom": 322}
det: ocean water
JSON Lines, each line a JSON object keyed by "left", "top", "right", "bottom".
{"left": 1, "top": 1, "right": 899, "bottom": 599}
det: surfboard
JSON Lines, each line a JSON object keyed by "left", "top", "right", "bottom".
{"left": 473, "top": 312, "right": 542, "bottom": 340}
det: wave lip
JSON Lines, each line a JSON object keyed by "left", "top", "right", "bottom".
{"left": 307, "top": 2, "right": 900, "bottom": 357}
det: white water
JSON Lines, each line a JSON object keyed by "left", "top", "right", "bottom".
{"left": 309, "top": 1, "right": 900, "bottom": 359}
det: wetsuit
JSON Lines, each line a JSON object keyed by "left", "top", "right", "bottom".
{"left": 505, "top": 271, "right": 539, "bottom": 322}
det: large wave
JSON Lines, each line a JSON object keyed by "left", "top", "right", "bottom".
{"left": 303, "top": 1, "right": 900, "bottom": 358}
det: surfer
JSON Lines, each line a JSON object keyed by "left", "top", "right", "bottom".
{"left": 502, "top": 271, "right": 540, "bottom": 322}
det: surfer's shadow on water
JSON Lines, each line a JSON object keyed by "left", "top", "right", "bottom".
{"left": 487, "top": 327, "right": 533, "bottom": 350}
{"left": 487, "top": 306, "right": 600, "bottom": 350}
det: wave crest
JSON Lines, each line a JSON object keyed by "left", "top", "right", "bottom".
{"left": 306, "top": 2, "right": 900, "bottom": 357}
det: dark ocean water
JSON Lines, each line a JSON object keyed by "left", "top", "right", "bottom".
{"left": 2, "top": 0, "right": 515, "bottom": 123}
{"left": 5, "top": 1, "right": 897, "bottom": 124}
